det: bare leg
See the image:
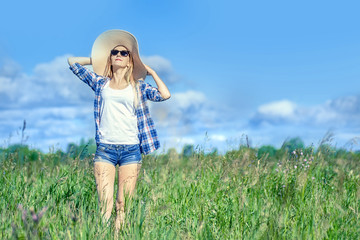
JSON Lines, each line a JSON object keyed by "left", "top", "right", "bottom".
{"left": 115, "top": 163, "right": 141, "bottom": 230}
{"left": 94, "top": 162, "right": 116, "bottom": 223}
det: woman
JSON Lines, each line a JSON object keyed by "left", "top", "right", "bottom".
{"left": 67, "top": 30, "right": 170, "bottom": 231}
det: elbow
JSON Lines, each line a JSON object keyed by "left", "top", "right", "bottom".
{"left": 67, "top": 58, "right": 74, "bottom": 66}
{"left": 163, "top": 92, "right": 171, "bottom": 100}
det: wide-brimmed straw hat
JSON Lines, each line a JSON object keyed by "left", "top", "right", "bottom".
{"left": 91, "top": 29, "right": 147, "bottom": 80}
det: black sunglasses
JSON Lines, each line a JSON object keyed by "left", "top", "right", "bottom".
{"left": 110, "top": 49, "right": 130, "bottom": 57}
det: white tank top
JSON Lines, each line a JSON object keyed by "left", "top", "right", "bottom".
{"left": 99, "top": 82, "right": 139, "bottom": 144}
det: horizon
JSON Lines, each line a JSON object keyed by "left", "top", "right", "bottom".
{"left": 3, "top": 120, "right": 357, "bottom": 155}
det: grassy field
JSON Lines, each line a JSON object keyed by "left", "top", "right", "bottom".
{"left": 0, "top": 143, "right": 359, "bottom": 239}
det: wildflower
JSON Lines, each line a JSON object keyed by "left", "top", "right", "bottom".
{"left": 294, "top": 165, "right": 297, "bottom": 169}
{"left": 17, "top": 204, "right": 27, "bottom": 223}
{"left": 300, "top": 152, "right": 303, "bottom": 156}
{"left": 17, "top": 204, "right": 47, "bottom": 225}
{"left": 312, "top": 177, "right": 315, "bottom": 180}
{"left": 304, "top": 158, "right": 307, "bottom": 162}
{"left": 30, "top": 208, "right": 38, "bottom": 223}
{"left": 33, "top": 206, "right": 48, "bottom": 224}
{"left": 282, "top": 185, "right": 285, "bottom": 188}
{"left": 292, "top": 151, "right": 296, "bottom": 155}
{"left": 275, "top": 169, "right": 279, "bottom": 172}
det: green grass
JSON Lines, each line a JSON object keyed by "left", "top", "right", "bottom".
{"left": 0, "top": 145, "right": 359, "bottom": 239}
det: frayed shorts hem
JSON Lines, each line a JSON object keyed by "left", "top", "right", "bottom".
{"left": 94, "top": 159, "right": 142, "bottom": 167}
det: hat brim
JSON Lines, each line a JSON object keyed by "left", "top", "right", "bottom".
{"left": 91, "top": 30, "right": 147, "bottom": 80}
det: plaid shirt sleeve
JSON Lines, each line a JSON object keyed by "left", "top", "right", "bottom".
{"left": 69, "top": 63, "right": 102, "bottom": 91}
{"left": 136, "top": 80, "right": 169, "bottom": 154}
{"left": 142, "top": 81, "right": 166, "bottom": 102}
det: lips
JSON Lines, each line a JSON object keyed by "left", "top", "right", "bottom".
{"left": 115, "top": 58, "right": 122, "bottom": 61}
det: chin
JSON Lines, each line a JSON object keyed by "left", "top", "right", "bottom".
{"left": 112, "top": 63, "right": 126, "bottom": 68}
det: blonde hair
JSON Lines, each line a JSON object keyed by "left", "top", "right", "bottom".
{"left": 103, "top": 45, "right": 140, "bottom": 107}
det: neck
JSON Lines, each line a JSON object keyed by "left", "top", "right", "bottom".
{"left": 112, "top": 66, "right": 127, "bottom": 84}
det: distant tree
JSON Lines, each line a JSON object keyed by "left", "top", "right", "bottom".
{"left": 167, "top": 148, "right": 178, "bottom": 155}
{"left": 281, "top": 137, "right": 305, "bottom": 153}
{"left": 8, "top": 144, "right": 29, "bottom": 153}
{"left": 258, "top": 145, "right": 277, "bottom": 158}
{"left": 66, "top": 143, "right": 78, "bottom": 157}
{"left": 167, "top": 148, "right": 179, "bottom": 161}
{"left": 66, "top": 138, "right": 96, "bottom": 159}
{"left": 82, "top": 139, "right": 96, "bottom": 155}
{"left": 5, "top": 144, "right": 43, "bottom": 164}
{"left": 182, "top": 144, "right": 194, "bottom": 158}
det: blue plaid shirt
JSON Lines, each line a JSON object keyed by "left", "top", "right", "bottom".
{"left": 70, "top": 63, "right": 166, "bottom": 155}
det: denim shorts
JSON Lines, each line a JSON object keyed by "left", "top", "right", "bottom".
{"left": 94, "top": 143, "right": 142, "bottom": 167}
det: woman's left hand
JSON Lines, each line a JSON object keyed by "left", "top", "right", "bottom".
{"left": 144, "top": 64, "right": 155, "bottom": 76}
{"left": 143, "top": 64, "right": 171, "bottom": 100}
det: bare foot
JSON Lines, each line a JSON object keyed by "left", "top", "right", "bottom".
{"left": 115, "top": 211, "right": 125, "bottom": 234}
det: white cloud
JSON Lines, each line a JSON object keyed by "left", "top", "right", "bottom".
{"left": 0, "top": 55, "right": 93, "bottom": 108}
{"left": 240, "top": 96, "right": 360, "bottom": 150}
{"left": 251, "top": 95, "right": 360, "bottom": 128}
{"left": 0, "top": 106, "right": 94, "bottom": 151}
{"left": 172, "top": 90, "right": 207, "bottom": 109}
{"left": 258, "top": 100, "right": 297, "bottom": 118}
{"left": 141, "top": 55, "right": 179, "bottom": 83}
{"left": 210, "top": 134, "right": 227, "bottom": 142}
{"left": 151, "top": 89, "right": 235, "bottom": 138}
{"left": 0, "top": 58, "right": 22, "bottom": 78}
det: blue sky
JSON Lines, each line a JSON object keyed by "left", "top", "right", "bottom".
{"left": 1, "top": 0, "right": 360, "bottom": 153}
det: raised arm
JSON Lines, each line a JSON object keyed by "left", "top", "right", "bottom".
{"left": 67, "top": 57, "right": 92, "bottom": 66}
{"left": 68, "top": 57, "right": 101, "bottom": 91}
{"left": 144, "top": 65, "right": 171, "bottom": 100}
